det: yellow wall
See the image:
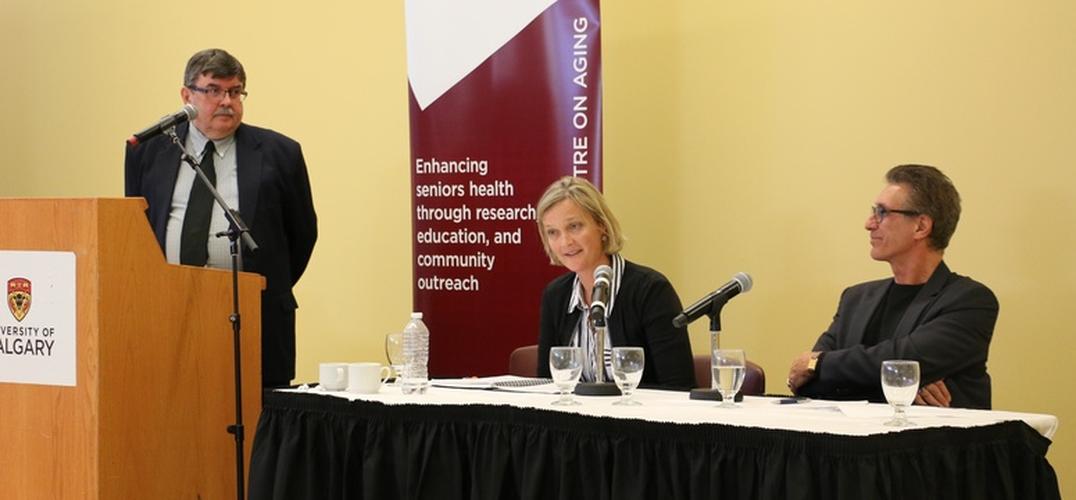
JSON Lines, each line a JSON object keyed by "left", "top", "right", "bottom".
{"left": 2, "top": 1, "right": 1071, "bottom": 493}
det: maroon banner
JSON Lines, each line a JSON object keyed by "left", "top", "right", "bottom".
{"left": 406, "top": 0, "right": 602, "bottom": 376}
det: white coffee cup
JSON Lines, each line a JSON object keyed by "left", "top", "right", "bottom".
{"left": 347, "top": 362, "right": 392, "bottom": 394}
{"left": 319, "top": 362, "right": 348, "bottom": 391}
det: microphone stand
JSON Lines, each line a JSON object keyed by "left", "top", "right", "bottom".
{"left": 165, "top": 128, "right": 259, "bottom": 500}
{"left": 688, "top": 301, "right": 742, "bottom": 402}
{"left": 574, "top": 312, "right": 620, "bottom": 396}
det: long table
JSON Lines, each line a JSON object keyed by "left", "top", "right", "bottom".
{"left": 248, "top": 383, "right": 1060, "bottom": 500}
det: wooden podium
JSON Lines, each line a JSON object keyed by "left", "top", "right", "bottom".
{"left": 0, "top": 198, "right": 265, "bottom": 499}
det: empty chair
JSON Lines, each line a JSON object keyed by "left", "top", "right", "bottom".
{"left": 693, "top": 354, "right": 766, "bottom": 395}
{"left": 508, "top": 344, "right": 538, "bottom": 377}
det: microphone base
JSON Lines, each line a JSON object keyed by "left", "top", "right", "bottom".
{"left": 688, "top": 388, "right": 744, "bottom": 402}
{"left": 574, "top": 382, "right": 621, "bottom": 396}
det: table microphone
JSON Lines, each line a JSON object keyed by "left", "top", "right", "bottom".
{"left": 673, "top": 272, "right": 752, "bottom": 328}
{"left": 589, "top": 264, "right": 613, "bottom": 327}
{"left": 576, "top": 264, "right": 620, "bottom": 396}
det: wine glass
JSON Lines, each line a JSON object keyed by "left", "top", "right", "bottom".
{"left": 712, "top": 349, "right": 746, "bottom": 408}
{"left": 881, "top": 360, "right": 920, "bottom": 426}
{"left": 549, "top": 346, "right": 583, "bottom": 406}
{"left": 384, "top": 332, "right": 405, "bottom": 386}
{"left": 611, "top": 347, "right": 645, "bottom": 406}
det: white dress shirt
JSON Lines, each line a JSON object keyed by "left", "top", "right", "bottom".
{"left": 164, "top": 123, "right": 240, "bottom": 269}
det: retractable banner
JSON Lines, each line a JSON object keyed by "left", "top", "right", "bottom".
{"left": 405, "top": 0, "right": 602, "bottom": 376}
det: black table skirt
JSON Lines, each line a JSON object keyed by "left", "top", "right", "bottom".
{"left": 248, "top": 391, "right": 1059, "bottom": 500}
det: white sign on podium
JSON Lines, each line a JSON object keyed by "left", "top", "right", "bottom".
{"left": 0, "top": 250, "right": 76, "bottom": 386}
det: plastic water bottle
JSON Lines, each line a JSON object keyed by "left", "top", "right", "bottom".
{"left": 400, "top": 312, "right": 430, "bottom": 394}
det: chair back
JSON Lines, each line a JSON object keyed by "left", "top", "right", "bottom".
{"left": 693, "top": 354, "right": 766, "bottom": 395}
{"left": 508, "top": 345, "right": 538, "bottom": 377}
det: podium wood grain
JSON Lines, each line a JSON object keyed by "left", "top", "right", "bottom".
{"left": 0, "top": 198, "right": 264, "bottom": 499}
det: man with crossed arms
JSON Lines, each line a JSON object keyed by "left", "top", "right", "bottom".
{"left": 788, "top": 164, "right": 997, "bottom": 409}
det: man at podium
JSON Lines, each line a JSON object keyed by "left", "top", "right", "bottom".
{"left": 125, "top": 48, "right": 318, "bottom": 388}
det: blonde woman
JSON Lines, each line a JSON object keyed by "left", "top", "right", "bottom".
{"left": 534, "top": 176, "right": 694, "bottom": 389}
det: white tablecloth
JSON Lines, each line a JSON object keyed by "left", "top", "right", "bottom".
{"left": 287, "top": 376, "right": 1059, "bottom": 440}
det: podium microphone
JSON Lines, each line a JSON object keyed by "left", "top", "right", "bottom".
{"left": 673, "top": 272, "right": 752, "bottom": 328}
{"left": 127, "top": 104, "right": 197, "bottom": 146}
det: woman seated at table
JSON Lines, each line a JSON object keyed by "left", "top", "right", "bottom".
{"left": 534, "top": 176, "right": 695, "bottom": 390}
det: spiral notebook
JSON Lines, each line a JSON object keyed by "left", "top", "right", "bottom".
{"left": 431, "top": 376, "right": 557, "bottom": 393}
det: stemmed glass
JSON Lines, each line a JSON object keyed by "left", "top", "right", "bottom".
{"left": 881, "top": 360, "right": 920, "bottom": 426}
{"left": 611, "top": 347, "right": 645, "bottom": 406}
{"left": 384, "top": 332, "right": 405, "bottom": 386}
{"left": 713, "top": 349, "right": 746, "bottom": 408}
{"left": 549, "top": 346, "right": 583, "bottom": 406}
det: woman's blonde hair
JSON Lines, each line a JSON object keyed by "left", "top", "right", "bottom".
{"left": 535, "top": 176, "right": 625, "bottom": 265}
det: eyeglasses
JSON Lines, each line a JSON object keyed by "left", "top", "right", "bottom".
{"left": 871, "top": 205, "right": 920, "bottom": 222}
{"left": 187, "top": 85, "right": 248, "bottom": 101}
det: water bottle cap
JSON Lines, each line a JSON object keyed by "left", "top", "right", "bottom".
{"left": 411, "top": 312, "right": 423, "bottom": 319}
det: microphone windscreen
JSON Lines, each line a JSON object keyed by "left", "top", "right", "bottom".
{"left": 181, "top": 103, "right": 198, "bottom": 120}
{"left": 733, "top": 272, "right": 753, "bottom": 293}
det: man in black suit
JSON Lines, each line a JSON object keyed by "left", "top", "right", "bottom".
{"left": 125, "top": 48, "right": 317, "bottom": 387}
{"left": 787, "top": 165, "right": 997, "bottom": 409}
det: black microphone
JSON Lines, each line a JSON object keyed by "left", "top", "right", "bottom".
{"left": 127, "top": 104, "right": 197, "bottom": 146}
{"left": 589, "top": 264, "right": 613, "bottom": 327}
{"left": 672, "top": 272, "right": 752, "bottom": 328}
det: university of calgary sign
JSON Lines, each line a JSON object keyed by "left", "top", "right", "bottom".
{"left": 0, "top": 251, "right": 76, "bottom": 386}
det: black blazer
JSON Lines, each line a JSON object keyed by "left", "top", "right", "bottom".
{"left": 125, "top": 123, "right": 317, "bottom": 386}
{"left": 536, "top": 260, "right": 695, "bottom": 390}
{"left": 800, "top": 261, "right": 998, "bottom": 409}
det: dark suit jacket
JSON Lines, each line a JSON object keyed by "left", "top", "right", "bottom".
{"left": 125, "top": 123, "right": 317, "bottom": 386}
{"left": 799, "top": 261, "right": 998, "bottom": 409}
{"left": 536, "top": 260, "right": 695, "bottom": 390}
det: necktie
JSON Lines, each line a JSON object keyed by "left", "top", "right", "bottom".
{"left": 180, "top": 141, "right": 216, "bottom": 266}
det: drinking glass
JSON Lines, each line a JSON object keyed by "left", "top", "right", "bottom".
{"left": 881, "top": 360, "right": 920, "bottom": 426}
{"left": 549, "top": 346, "right": 583, "bottom": 406}
{"left": 384, "top": 332, "right": 405, "bottom": 386}
{"left": 611, "top": 347, "right": 645, "bottom": 406}
{"left": 712, "top": 349, "right": 746, "bottom": 408}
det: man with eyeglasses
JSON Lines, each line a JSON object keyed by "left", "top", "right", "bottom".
{"left": 786, "top": 164, "right": 997, "bottom": 409}
{"left": 125, "top": 48, "right": 318, "bottom": 388}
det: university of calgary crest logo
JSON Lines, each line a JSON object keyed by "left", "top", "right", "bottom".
{"left": 8, "top": 277, "right": 31, "bottom": 322}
